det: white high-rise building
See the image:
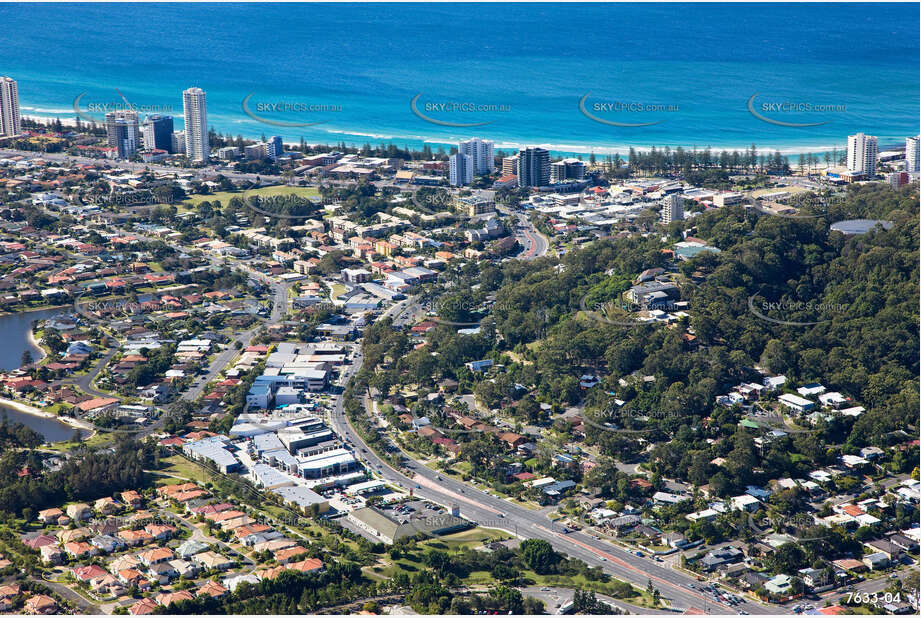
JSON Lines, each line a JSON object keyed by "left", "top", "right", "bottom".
{"left": 0, "top": 76, "right": 22, "bottom": 137}
{"left": 182, "top": 87, "right": 209, "bottom": 162}
{"left": 458, "top": 138, "right": 494, "bottom": 175}
{"left": 449, "top": 152, "right": 473, "bottom": 186}
{"left": 905, "top": 136, "right": 920, "bottom": 173}
{"left": 846, "top": 133, "right": 878, "bottom": 176}
{"left": 660, "top": 193, "right": 684, "bottom": 225}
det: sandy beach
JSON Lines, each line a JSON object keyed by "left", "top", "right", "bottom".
{"left": 26, "top": 327, "right": 47, "bottom": 364}
{"left": 0, "top": 396, "right": 95, "bottom": 432}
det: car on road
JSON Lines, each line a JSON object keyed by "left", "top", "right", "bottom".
{"left": 414, "top": 484, "right": 421, "bottom": 489}
{"left": 635, "top": 551, "right": 643, "bottom": 557}
{"left": 599, "top": 557, "right": 607, "bottom": 561}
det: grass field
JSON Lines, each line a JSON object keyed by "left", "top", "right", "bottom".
{"left": 423, "top": 527, "right": 510, "bottom": 550}
{"left": 182, "top": 185, "right": 320, "bottom": 208}
{"left": 158, "top": 454, "right": 214, "bottom": 483}
{"left": 330, "top": 283, "right": 346, "bottom": 300}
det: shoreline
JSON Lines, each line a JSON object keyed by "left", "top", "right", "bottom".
{"left": 26, "top": 325, "right": 47, "bottom": 364}
{"left": 0, "top": 396, "right": 96, "bottom": 433}
{"left": 0, "top": 302, "right": 72, "bottom": 318}
{"left": 21, "top": 112, "right": 902, "bottom": 159}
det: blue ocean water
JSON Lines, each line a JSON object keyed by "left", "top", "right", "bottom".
{"left": 2, "top": 3, "right": 918, "bottom": 156}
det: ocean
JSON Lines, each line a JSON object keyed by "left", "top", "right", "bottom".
{"left": 2, "top": 3, "right": 918, "bottom": 156}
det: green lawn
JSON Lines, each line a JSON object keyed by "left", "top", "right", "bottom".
{"left": 422, "top": 527, "right": 510, "bottom": 550}
{"left": 158, "top": 454, "right": 214, "bottom": 483}
{"left": 330, "top": 283, "right": 346, "bottom": 300}
{"left": 182, "top": 185, "right": 320, "bottom": 208}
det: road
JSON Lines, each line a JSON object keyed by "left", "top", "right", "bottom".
{"left": 520, "top": 585, "right": 674, "bottom": 615}
{"left": 327, "top": 355, "right": 778, "bottom": 616}
{"left": 33, "top": 575, "right": 100, "bottom": 614}
{"left": 496, "top": 204, "right": 548, "bottom": 260}
{"left": 183, "top": 278, "right": 289, "bottom": 402}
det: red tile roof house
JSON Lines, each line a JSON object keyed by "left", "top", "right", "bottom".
{"left": 287, "top": 558, "right": 324, "bottom": 573}
{"left": 76, "top": 397, "right": 119, "bottom": 415}
{"left": 64, "top": 541, "right": 97, "bottom": 559}
{"left": 196, "top": 580, "right": 228, "bottom": 598}
{"left": 128, "top": 597, "right": 159, "bottom": 615}
{"left": 22, "top": 534, "right": 57, "bottom": 550}
{"left": 120, "top": 490, "right": 143, "bottom": 509}
{"left": 72, "top": 564, "right": 108, "bottom": 582}
{"left": 155, "top": 590, "right": 194, "bottom": 607}
{"left": 23, "top": 594, "right": 57, "bottom": 615}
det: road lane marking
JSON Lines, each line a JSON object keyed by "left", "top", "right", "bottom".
{"left": 535, "top": 525, "right": 732, "bottom": 611}
{"left": 413, "top": 473, "right": 503, "bottom": 515}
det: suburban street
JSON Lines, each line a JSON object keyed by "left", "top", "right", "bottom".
{"left": 326, "top": 351, "right": 780, "bottom": 616}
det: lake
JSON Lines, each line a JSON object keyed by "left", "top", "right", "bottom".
{"left": 0, "top": 403, "right": 82, "bottom": 443}
{"left": 0, "top": 307, "right": 68, "bottom": 371}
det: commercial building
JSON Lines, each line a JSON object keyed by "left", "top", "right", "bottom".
{"left": 182, "top": 87, "right": 209, "bottom": 162}
{"left": 347, "top": 506, "right": 469, "bottom": 544}
{"left": 458, "top": 138, "right": 494, "bottom": 174}
{"left": 0, "top": 76, "right": 21, "bottom": 137}
{"left": 550, "top": 158, "right": 586, "bottom": 183}
{"left": 182, "top": 436, "right": 240, "bottom": 473}
{"left": 846, "top": 132, "right": 878, "bottom": 176}
{"left": 660, "top": 193, "right": 684, "bottom": 224}
{"left": 517, "top": 147, "right": 550, "bottom": 187}
{"left": 271, "top": 485, "right": 329, "bottom": 514}
{"left": 141, "top": 115, "right": 174, "bottom": 152}
{"left": 297, "top": 448, "right": 358, "bottom": 479}
{"left": 449, "top": 152, "right": 473, "bottom": 186}
{"left": 713, "top": 191, "right": 743, "bottom": 207}
{"left": 105, "top": 111, "right": 140, "bottom": 159}
{"left": 454, "top": 196, "right": 494, "bottom": 217}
